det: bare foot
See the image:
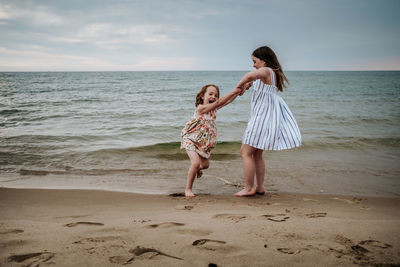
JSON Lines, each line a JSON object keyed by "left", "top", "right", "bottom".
{"left": 185, "top": 190, "right": 195, "bottom": 197}
{"left": 196, "top": 170, "right": 203, "bottom": 178}
{"left": 256, "top": 186, "right": 265, "bottom": 195}
{"left": 234, "top": 188, "right": 256, "bottom": 197}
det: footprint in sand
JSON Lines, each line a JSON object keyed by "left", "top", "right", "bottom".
{"left": 302, "top": 197, "right": 320, "bottom": 203}
{"left": 0, "top": 229, "right": 24, "bottom": 234}
{"left": 169, "top": 192, "right": 185, "bottom": 197}
{"left": 109, "top": 255, "right": 134, "bottom": 265}
{"left": 277, "top": 247, "right": 311, "bottom": 255}
{"left": 335, "top": 234, "right": 354, "bottom": 246}
{"left": 332, "top": 197, "right": 363, "bottom": 204}
{"left": 212, "top": 214, "right": 247, "bottom": 222}
{"left": 305, "top": 212, "right": 327, "bottom": 218}
{"left": 176, "top": 228, "right": 212, "bottom": 236}
{"left": 359, "top": 240, "right": 392, "bottom": 249}
{"left": 147, "top": 222, "right": 185, "bottom": 228}
{"left": 109, "top": 246, "right": 184, "bottom": 264}
{"left": 129, "top": 246, "right": 183, "bottom": 260}
{"left": 55, "top": 214, "right": 89, "bottom": 219}
{"left": 192, "top": 239, "right": 235, "bottom": 252}
{"left": 333, "top": 235, "right": 373, "bottom": 264}
{"left": 262, "top": 214, "right": 290, "bottom": 222}
{"left": 175, "top": 205, "right": 194, "bottom": 210}
{"left": 133, "top": 219, "right": 152, "bottom": 223}
{"left": 8, "top": 252, "right": 55, "bottom": 265}
{"left": 64, "top": 222, "right": 104, "bottom": 227}
{"left": 192, "top": 239, "right": 227, "bottom": 246}
{"left": 331, "top": 236, "right": 395, "bottom": 266}
{"left": 277, "top": 248, "right": 298, "bottom": 254}
{"left": 73, "top": 235, "right": 121, "bottom": 244}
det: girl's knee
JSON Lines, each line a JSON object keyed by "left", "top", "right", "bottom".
{"left": 254, "top": 150, "right": 264, "bottom": 160}
{"left": 190, "top": 161, "right": 201, "bottom": 170}
{"left": 240, "top": 146, "right": 246, "bottom": 156}
{"left": 240, "top": 146, "right": 253, "bottom": 158}
{"left": 201, "top": 160, "right": 210, "bottom": 169}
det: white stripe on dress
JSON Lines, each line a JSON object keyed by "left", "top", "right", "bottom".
{"left": 242, "top": 68, "right": 301, "bottom": 150}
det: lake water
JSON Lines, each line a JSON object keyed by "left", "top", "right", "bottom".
{"left": 1, "top": 71, "right": 399, "bottom": 197}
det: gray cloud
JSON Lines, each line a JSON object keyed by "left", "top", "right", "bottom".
{"left": 0, "top": 0, "right": 399, "bottom": 71}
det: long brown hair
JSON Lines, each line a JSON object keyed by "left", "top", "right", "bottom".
{"left": 252, "top": 46, "right": 289, "bottom": 92}
{"left": 195, "top": 84, "right": 220, "bottom": 107}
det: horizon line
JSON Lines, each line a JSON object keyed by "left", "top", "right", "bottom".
{"left": 1, "top": 69, "right": 399, "bottom": 72}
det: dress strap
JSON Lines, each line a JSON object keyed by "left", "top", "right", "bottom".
{"left": 268, "top": 68, "right": 276, "bottom": 86}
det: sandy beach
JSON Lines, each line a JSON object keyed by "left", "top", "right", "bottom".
{"left": 0, "top": 188, "right": 399, "bottom": 266}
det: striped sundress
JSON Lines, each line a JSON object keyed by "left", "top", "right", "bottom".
{"left": 242, "top": 68, "right": 301, "bottom": 150}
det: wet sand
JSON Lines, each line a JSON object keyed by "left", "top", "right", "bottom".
{"left": 1, "top": 188, "right": 399, "bottom": 266}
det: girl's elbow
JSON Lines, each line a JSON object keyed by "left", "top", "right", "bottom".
{"left": 214, "top": 100, "right": 223, "bottom": 109}
{"left": 246, "top": 72, "right": 257, "bottom": 81}
{"left": 243, "top": 71, "right": 252, "bottom": 78}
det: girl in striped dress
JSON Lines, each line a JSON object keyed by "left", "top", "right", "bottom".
{"left": 234, "top": 46, "right": 301, "bottom": 197}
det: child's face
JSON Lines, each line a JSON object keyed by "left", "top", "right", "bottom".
{"left": 252, "top": 55, "right": 267, "bottom": 69}
{"left": 202, "top": 86, "right": 219, "bottom": 104}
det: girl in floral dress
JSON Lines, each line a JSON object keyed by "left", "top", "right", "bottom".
{"left": 181, "top": 84, "right": 246, "bottom": 197}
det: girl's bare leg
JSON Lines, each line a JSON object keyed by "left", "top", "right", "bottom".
{"left": 196, "top": 169, "right": 202, "bottom": 178}
{"left": 234, "top": 144, "right": 257, "bottom": 196}
{"left": 196, "top": 157, "right": 210, "bottom": 178}
{"left": 185, "top": 151, "right": 209, "bottom": 196}
{"left": 185, "top": 151, "right": 201, "bottom": 197}
{"left": 254, "top": 149, "right": 265, "bottom": 194}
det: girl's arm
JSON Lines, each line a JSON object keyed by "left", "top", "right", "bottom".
{"left": 197, "top": 88, "right": 241, "bottom": 114}
{"left": 236, "top": 67, "right": 270, "bottom": 89}
{"left": 218, "top": 91, "right": 238, "bottom": 109}
{"left": 238, "top": 81, "right": 253, "bottom": 96}
{"left": 220, "top": 81, "right": 252, "bottom": 106}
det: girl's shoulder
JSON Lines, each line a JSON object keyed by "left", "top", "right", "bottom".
{"left": 195, "top": 106, "right": 217, "bottom": 117}
{"left": 259, "top": 67, "right": 275, "bottom": 77}
{"left": 253, "top": 67, "right": 273, "bottom": 85}
{"left": 249, "top": 67, "right": 270, "bottom": 79}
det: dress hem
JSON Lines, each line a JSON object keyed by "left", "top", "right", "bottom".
{"left": 242, "top": 142, "right": 301, "bottom": 151}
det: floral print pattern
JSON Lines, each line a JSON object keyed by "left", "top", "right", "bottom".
{"left": 181, "top": 109, "right": 217, "bottom": 159}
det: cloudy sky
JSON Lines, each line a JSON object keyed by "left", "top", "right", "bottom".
{"left": 0, "top": 0, "right": 399, "bottom": 71}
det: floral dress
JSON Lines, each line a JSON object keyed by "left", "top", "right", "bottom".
{"left": 181, "top": 109, "right": 217, "bottom": 159}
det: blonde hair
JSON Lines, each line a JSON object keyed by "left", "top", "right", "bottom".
{"left": 195, "top": 84, "right": 220, "bottom": 107}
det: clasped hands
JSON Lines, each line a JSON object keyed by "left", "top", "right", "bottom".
{"left": 235, "top": 82, "right": 252, "bottom": 96}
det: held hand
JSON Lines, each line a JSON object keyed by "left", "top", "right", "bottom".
{"left": 234, "top": 87, "right": 245, "bottom": 96}
{"left": 236, "top": 82, "right": 250, "bottom": 96}
{"left": 240, "top": 82, "right": 252, "bottom": 95}
{"left": 244, "top": 82, "right": 252, "bottom": 90}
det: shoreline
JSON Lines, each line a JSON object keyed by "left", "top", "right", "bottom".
{"left": 3, "top": 141, "right": 399, "bottom": 199}
{"left": 1, "top": 187, "right": 399, "bottom": 266}
{"left": 1, "top": 184, "right": 400, "bottom": 199}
